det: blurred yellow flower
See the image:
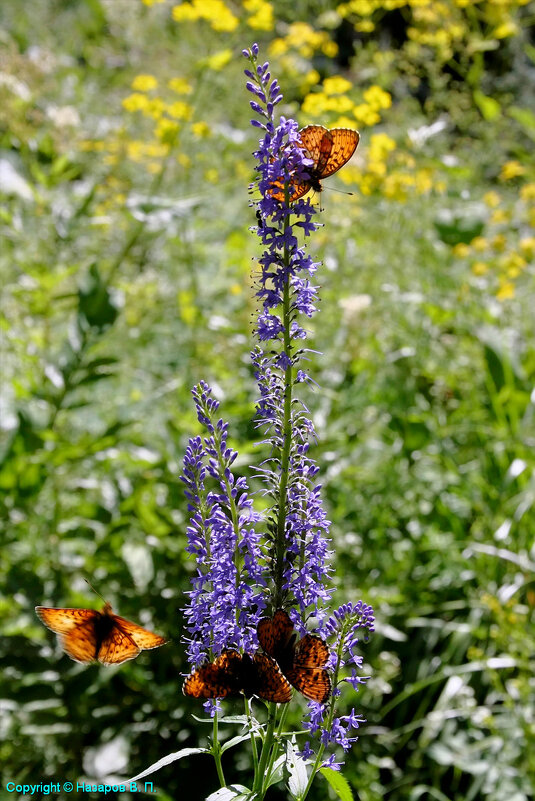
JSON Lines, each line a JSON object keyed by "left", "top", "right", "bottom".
{"left": 205, "top": 168, "right": 219, "bottom": 183}
{"left": 155, "top": 118, "right": 180, "bottom": 143}
{"left": 172, "top": 0, "right": 238, "bottom": 31}
{"left": 122, "top": 93, "right": 151, "bottom": 113}
{"left": 142, "top": 0, "right": 166, "bottom": 5}
{"left": 168, "top": 77, "right": 193, "bottom": 95}
{"left": 471, "top": 261, "right": 489, "bottom": 275}
{"left": 519, "top": 237, "right": 535, "bottom": 259}
{"left": 192, "top": 121, "right": 211, "bottom": 138}
{"left": 496, "top": 281, "right": 515, "bottom": 301}
{"left": 323, "top": 76, "right": 353, "bottom": 95}
{"left": 499, "top": 160, "right": 526, "bottom": 181}
{"left": 500, "top": 252, "right": 527, "bottom": 277}
{"left": 166, "top": 101, "right": 193, "bottom": 120}
{"left": 483, "top": 190, "right": 500, "bottom": 208}
{"left": 491, "top": 234, "right": 507, "bottom": 252}
{"left": 470, "top": 236, "right": 488, "bottom": 252}
{"left": 453, "top": 243, "right": 470, "bottom": 258}
{"left": 244, "top": 0, "right": 274, "bottom": 30}
{"left": 363, "top": 85, "right": 391, "bottom": 110}
{"left": 490, "top": 208, "right": 510, "bottom": 224}
{"left": 132, "top": 74, "right": 158, "bottom": 92}
{"left": 206, "top": 49, "right": 233, "bottom": 70}
{"left": 353, "top": 103, "right": 380, "bottom": 126}
{"left": 520, "top": 182, "right": 535, "bottom": 201}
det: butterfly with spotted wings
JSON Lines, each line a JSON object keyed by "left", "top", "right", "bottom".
{"left": 182, "top": 648, "right": 292, "bottom": 703}
{"left": 269, "top": 125, "right": 359, "bottom": 203}
{"left": 257, "top": 609, "right": 331, "bottom": 703}
{"left": 35, "top": 602, "right": 167, "bottom": 665}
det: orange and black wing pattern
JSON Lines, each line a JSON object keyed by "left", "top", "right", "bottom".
{"left": 257, "top": 609, "right": 331, "bottom": 703}
{"left": 35, "top": 603, "right": 167, "bottom": 665}
{"left": 269, "top": 125, "right": 359, "bottom": 202}
{"left": 183, "top": 649, "right": 292, "bottom": 703}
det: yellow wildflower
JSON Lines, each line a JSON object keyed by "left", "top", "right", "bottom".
{"left": 491, "top": 234, "right": 507, "bottom": 252}
{"left": 244, "top": 0, "right": 274, "bottom": 31}
{"left": 501, "top": 252, "right": 527, "bottom": 278}
{"left": 131, "top": 74, "right": 158, "bottom": 92}
{"left": 177, "top": 153, "right": 191, "bottom": 168}
{"left": 205, "top": 49, "right": 233, "bottom": 70}
{"left": 453, "top": 243, "right": 470, "bottom": 258}
{"left": 483, "top": 190, "right": 500, "bottom": 208}
{"left": 352, "top": 104, "right": 380, "bottom": 126}
{"left": 166, "top": 101, "right": 193, "bottom": 120}
{"left": 363, "top": 85, "right": 391, "bottom": 110}
{"left": 499, "top": 160, "right": 526, "bottom": 181}
{"left": 520, "top": 183, "right": 535, "bottom": 201}
{"left": 204, "top": 168, "right": 219, "bottom": 184}
{"left": 192, "top": 121, "right": 211, "bottom": 138}
{"left": 490, "top": 209, "right": 510, "bottom": 224}
{"left": 323, "top": 76, "right": 353, "bottom": 96}
{"left": 155, "top": 118, "right": 180, "bottom": 144}
{"left": 519, "top": 237, "right": 535, "bottom": 259}
{"left": 168, "top": 77, "right": 193, "bottom": 95}
{"left": 122, "top": 93, "right": 151, "bottom": 113}
{"left": 472, "top": 261, "right": 489, "bottom": 275}
{"left": 496, "top": 281, "right": 515, "bottom": 301}
{"left": 470, "top": 236, "right": 488, "bottom": 252}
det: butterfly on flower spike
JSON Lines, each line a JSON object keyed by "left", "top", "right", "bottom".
{"left": 269, "top": 125, "right": 359, "bottom": 203}
{"left": 257, "top": 609, "right": 331, "bottom": 703}
{"left": 35, "top": 602, "right": 167, "bottom": 665}
{"left": 182, "top": 648, "right": 292, "bottom": 703}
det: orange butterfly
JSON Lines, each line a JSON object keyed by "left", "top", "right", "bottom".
{"left": 35, "top": 602, "right": 167, "bottom": 665}
{"left": 183, "top": 648, "right": 292, "bottom": 703}
{"left": 257, "top": 609, "right": 331, "bottom": 703}
{"left": 270, "top": 125, "right": 359, "bottom": 202}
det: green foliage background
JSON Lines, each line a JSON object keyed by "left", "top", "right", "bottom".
{"left": 1, "top": 1, "right": 534, "bottom": 799}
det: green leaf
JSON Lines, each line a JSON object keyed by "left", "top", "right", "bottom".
{"left": 129, "top": 747, "right": 209, "bottom": 782}
{"left": 473, "top": 90, "right": 501, "bottom": 121}
{"left": 78, "top": 263, "right": 119, "bottom": 329}
{"left": 319, "top": 767, "right": 354, "bottom": 801}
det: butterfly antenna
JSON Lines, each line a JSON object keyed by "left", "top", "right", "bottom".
{"left": 84, "top": 579, "right": 107, "bottom": 604}
{"left": 323, "top": 186, "right": 354, "bottom": 196}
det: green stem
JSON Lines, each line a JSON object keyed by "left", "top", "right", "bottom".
{"left": 273, "top": 199, "right": 294, "bottom": 609}
{"left": 261, "top": 703, "right": 290, "bottom": 796}
{"left": 252, "top": 702, "right": 278, "bottom": 796}
{"left": 211, "top": 711, "right": 226, "bottom": 788}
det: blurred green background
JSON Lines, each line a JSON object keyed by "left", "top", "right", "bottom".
{"left": 1, "top": 1, "right": 534, "bottom": 799}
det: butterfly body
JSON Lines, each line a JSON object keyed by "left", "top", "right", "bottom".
{"left": 35, "top": 602, "right": 167, "bottom": 665}
{"left": 270, "top": 125, "right": 359, "bottom": 202}
{"left": 183, "top": 648, "right": 292, "bottom": 703}
{"left": 257, "top": 609, "right": 331, "bottom": 703}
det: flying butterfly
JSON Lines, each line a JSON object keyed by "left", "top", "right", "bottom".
{"left": 257, "top": 609, "right": 331, "bottom": 703}
{"left": 269, "top": 125, "right": 359, "bottom": 203}
{"left": 35, "top": 602, "right": 167, "bottom": 665}
{"left": 183, "top": 648, "right": 292, "bottom": 703}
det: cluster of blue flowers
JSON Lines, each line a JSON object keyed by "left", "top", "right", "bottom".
{"left": 179, "top": 42, "right": 374, "bottom": 765}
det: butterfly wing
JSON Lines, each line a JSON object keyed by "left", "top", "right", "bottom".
{"left": 285, "top": 666, "right": 331, "bottom": 703}
{"left": 182, "top": 649, "right": 244, "bottom": 699}
{"left": 298, "top": 125, "right": 333, "bottom": 177}
{"left": 286, "top": 633, "right": 331, "bottom": 703}
{"left": 59, "top": 619, "right": 101, "bottom": 664}
{"left": 96, "top": 625, "right": 141, "bottom": 666}
{"left": 35, "top": 607, "right": 99, "bottom": 634}
{"left": 257, "top": 609, "right": 294, "bottom": 658}
{"left": 251, "top": 653, "right": 292, "bottom": 703}
{"left": 112, "top": 615, "right": 167, "bottom": 651}
{"left": 315, "top": 128, "right": 359, "bottom": 179}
